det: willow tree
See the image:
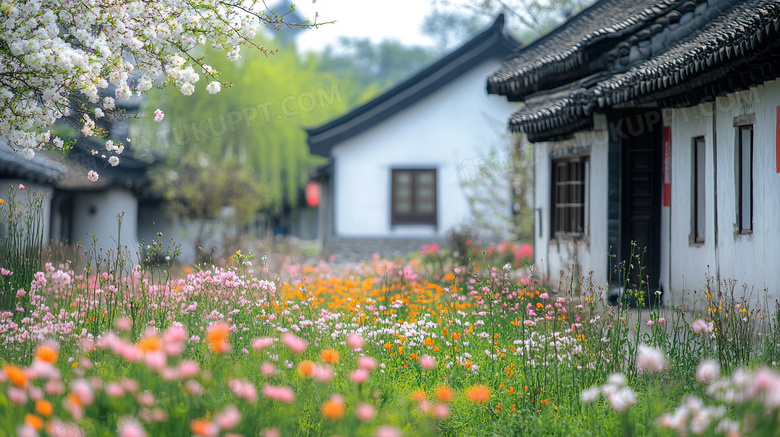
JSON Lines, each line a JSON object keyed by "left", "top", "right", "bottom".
{"left": 136, "top": 42, "right": 374, "bottom": 230}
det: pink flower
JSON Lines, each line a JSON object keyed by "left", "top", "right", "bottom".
{"left": 347, "top": 333, "right": 364, "bottom": 350}
{"left": 18, "top": 184, "right": 25, "bottom": 189}
{"left": 87, "top": 170, "right": 99, "bottom": 182}
{"left": 261, "top": 362, "right": 276, "bottom": 377}
{"left": 137, "top": 391, "right": 155, "bottom": 406}
{"left": 0, "top": 268, "right": 11, "bottom": 275}
{"left": 647, "top": 320, "right": 654, "bottom": 326}
{"left": 636, "top": 344, "right": 666, "bottom": 373}
{"left": 261, "top": 384, "right": 295, "bottom": 404}
{"left": 215, "top": 405, "right": 242, "bottom": 430}
{"left": 518, "top": 243, "right": 533, "bottom": 260}
{"left": 115, "top": 317, "right": 132, "bottom": 331}
{"left": 692, "top": 319, "right": 713, "bottom": 335}
{"left": 312, "top": 365, "right": 334, "bottom": 383}
{"left": 185, "top": 380, "right": 204, "bottom": 396}
{"left": 179, "top": 360, "right": 200, "bottom": 379}
{"left": 281, "top": 333, "right": 307, "bottom": 353}
{"left": 358, "top": 356, "right": 377, "bottom": 371}
{"left": 375, "top": 425, "right": 402, "bottom": 437}
{"left": 262, "top": 429, "right": 281, "bottom": 437}
{"left": 8, "top": 386, "right": 27, "bottom": 404}
{"left": 106, "top": 382, "right": 124, "bottom": 398}
{"left": 419, "top": 355, "right": 436, "bottom": 370}
{"left": 71, "top": 379, "right": 94, "bottom": 405}
{"left": 117, "top": 416, "right": 146, "bottom": 437}
{"left": 252, "top": 337, "right": 274, "bottom": 350}
{"left": 432, "top": 403, "right": 450, "bottom": 419}
{"left": 350, "top": 368, "right": 370, "bottom": 384}
{"left": 153, "top": 109, "right": 164, "bottom": 122}
{"left": 657, "top": 318, "right": 665, "bottom": 323}
{"left": 228, "top": 379, "right": 258, "bottom": 403}
{"left": 17, "top": 424, "right": 37, "bottom": 437}
{"left": 539, "top": 292, "right": 549, "bottom": 299}
{"left": 144, "top": 351, "right": 166, "bottom": 371}
{"left": 355, "top": 402, "right": 376, "bottom": 422}
{"left": 45, "top": 380, "right": 65, "bottom": 395}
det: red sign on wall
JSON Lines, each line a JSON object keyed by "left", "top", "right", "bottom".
{"left": 776, "top": 106, "right": 780, "bottom": 173}
{"left": 663, "top": 126, "right": 671, "bottom": 206}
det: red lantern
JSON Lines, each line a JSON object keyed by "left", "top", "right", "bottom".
{"left": 305, "top": 181, "right": 320, "bottom": 207}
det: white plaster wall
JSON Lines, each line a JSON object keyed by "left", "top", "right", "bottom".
{"left": 668, "top": 104, "right": 717, "bottom": 306}
{"left": 0, "top": 180, "right": 53, "bottom": 245}
{"left": 533, "top": 127, "right": 610, "bottom": 291}
{"left": 331, "top": 60, "right": 517, "bottom": 238}
{"left": 71, "top": 188, "right": 139, "bottom": 260}
{"left": 711, "top": 81, "right": 780, "bottom": 306}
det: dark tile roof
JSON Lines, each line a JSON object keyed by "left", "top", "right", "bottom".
{"left": 0, "top": 145, "right": 68, "bottom": 184}
{"left": 306, "top": 14, "right": 521, "bottom": 156}
{"left": 502, "top": 0, "right": 780, "bottom": 141}
{"left": 487, "top": 0, "right": 692, "bottom": 99}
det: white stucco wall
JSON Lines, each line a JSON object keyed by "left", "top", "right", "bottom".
{"left": 666, "top": 80, "right": 780, "bottom": 308}
{"left": 533, "top": 123, "right": 610, "bottom": 291}
{"left": 71, "top": 188, "right": 139, "bottom": 260}
{"left": 330, "top": 60, "right": 517, "bottom": 239}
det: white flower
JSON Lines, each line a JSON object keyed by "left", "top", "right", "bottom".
{"left": 636, "top": 344, "right": 666, "bottom": 373}
{"left": 22, "top": 148, "right": 35, "bottom": 160}
{"left": 103, "top": 97, "right": 115, "bottom": 110}
{"left": 696, "top": 359, "right": 720, "bottom": 383}
{"left": 105, "top": 140, "right": 115, "bottom": 152}
{"left": 606, "top": 386, "right": 636, "bottom": 412}
{"left": 180, "top": 83, "right": 194, "bottom": 96}
{"left": 206, "top": 81, "right": 221, "bottom": 95}
{"left": 580, "top": 386, "right": 601, "bottom": 403}
{"left": 108, "top": 156, "right": 119, "bottom": 167}
{"left": 87, "top": 170, "right": 99, "bottom": 182}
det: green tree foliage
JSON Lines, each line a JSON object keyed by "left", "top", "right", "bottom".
{"left": 430, "top": 0, "right": 596, "bottom": 40}
{"left": 136, "top": 42, "right": 374, "bottom": 220}
{"left": 314, "top": 37, "right": 437, "bottom": 91}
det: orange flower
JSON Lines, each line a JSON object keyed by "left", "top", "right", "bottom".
{"left": 191, "top": 418, "right": 215, "bottom": 435}
{"left": 35, "top": 400, "right": 53, "bottom": 416}
{"left": 320, "top": 349, "right": 339, "bottom": 364}
{"left": 207, "top": 322, "right": 231, "bottom": 353}
{"left": 410, "top": 390, "right": 426, "bottom": 403}
{"left": 408, "top": 353, "right": 419, "bottom": 360}
{"left": 297, "top": 360, "right": 315, "bottom": 377}
{"left": 136, "top": 336, "right": 161, "bottom": 353}
{"left": 3, "top": 365, "right": 27, "bottom": 387}
{"left": 35, "top": 345, "right": 58, "bottom": 364}
{"left": 321, "top": 397, "right": 345, "bottom": 420}
{"left": 435, "top": 386, "right": 454, "bottom": 403}
{"left": 424, "top": 337, "right": 435, "bottom": 347}
{"left": 452, "top": 333, "right": 462, "bottom": 340}
{"left": 25, "top": 414, "right": 43, "bottom": 431}
{"left": 466, "top": 385, "right": 491, "bottom": 404}
{"left": 383, "top": 343, "right": 393, "bottom": 350}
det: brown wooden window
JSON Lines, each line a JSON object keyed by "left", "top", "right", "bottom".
{"left": 551, "top": 157, "right": 588, "bottom": 236}
{"left": 391, "top": 169, "right": 437, "bottom": 225}
{"left": 737, "top": 126, "right": 753, "bottom": 232}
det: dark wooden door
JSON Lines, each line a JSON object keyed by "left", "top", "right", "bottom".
{"left": 621, "top": 110, "right": 662, "bottom": 297}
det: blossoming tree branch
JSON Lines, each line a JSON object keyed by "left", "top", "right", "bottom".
{"left": 0, "top": 0, "right": 320, "bottom": 179}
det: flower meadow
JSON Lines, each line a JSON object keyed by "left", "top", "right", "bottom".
{"left": 2, "top": 247, "right": 780, "bottom": 437}
{"left": 1, "top": 190, "right": 780, "bottom": 437}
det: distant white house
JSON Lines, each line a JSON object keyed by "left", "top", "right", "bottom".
{"left": 488, "top": 0, "right": 780, "bottom": 307}
{"left": 306, "top": 15, "right": 521, "bottom": 256}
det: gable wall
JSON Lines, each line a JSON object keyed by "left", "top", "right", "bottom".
{"left": 330, "top": 60, "right": 517, "bottom": 239}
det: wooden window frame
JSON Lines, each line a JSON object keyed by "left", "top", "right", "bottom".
{"left": 737, "top": 125, "right": 753, "bottom": 233}
{"left": 551, "top": 156, "right": 588, "bottom": 237}
{"left": 391, "top": 169, "right": 437, "bottom": 226}
{"left": 692, "top": 136, "right": 706, "bottom": 244}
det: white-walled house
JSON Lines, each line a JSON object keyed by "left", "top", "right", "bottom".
{"left": 488, "top": 0, "right": 780, "bottom": 308}
{"left": 307, "top": 15, "right": 521, "bottom": 256}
